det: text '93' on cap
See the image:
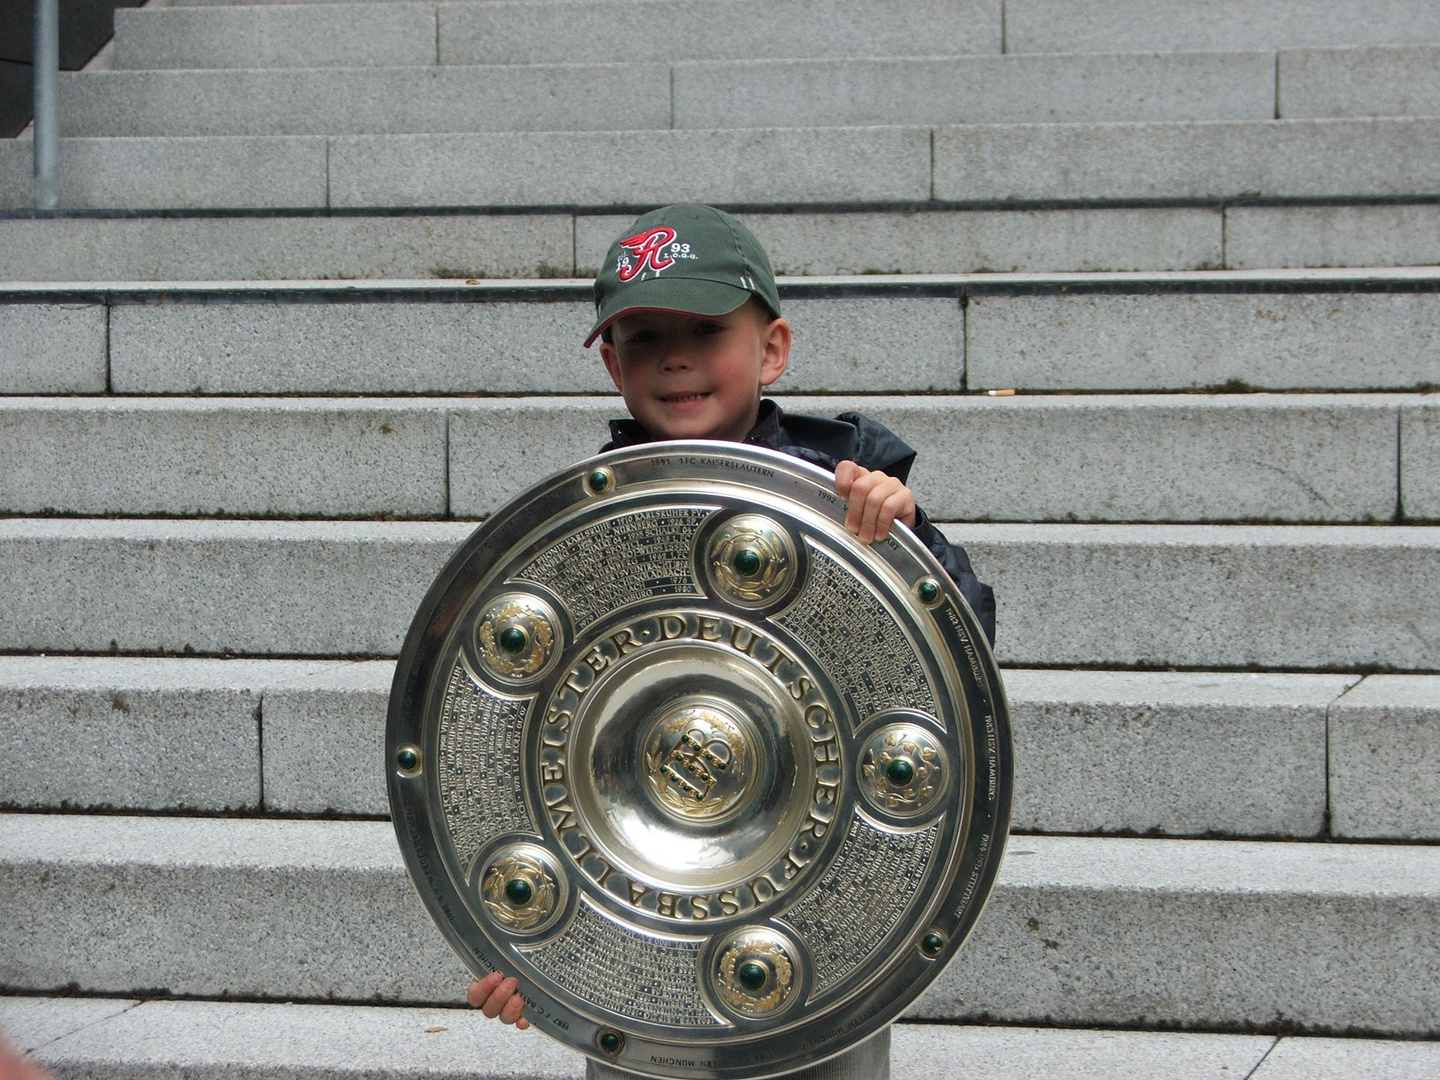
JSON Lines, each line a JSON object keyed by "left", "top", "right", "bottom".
{"left": 585, "top": 205, "right": 782, "bottom": 347}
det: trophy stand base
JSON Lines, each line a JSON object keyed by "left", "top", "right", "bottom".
{"left": 586, "top": 1027, "right": 891, "bottom": 1080}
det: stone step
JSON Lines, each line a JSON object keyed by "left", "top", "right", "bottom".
{"left": 61, "top": 47, "right": 1440, "bottom": 138}
{"left": 1281, "top": 45, "right": 1440, "bottom": 120}
{"left": 60, "top": 65, "right": 669, "bottom": 137}
{"left": 0, "top": 655, "right": 389, "bottom": 816}
{"left": 123, "top": 0, "right": 1440, "bottom": 68}
{"left": 0, "top": 287, "right": 973, "bottom": 396}
{"left": 0, "top": 996, "right": 587, "bottom": 1080}
{"left": 933, "top": 117, "right": 1440, "bottom": 203}
{"left": 0, "top": 518, "right": 471, "bottom": 658}
{"left": 5, "top": 272, "right": 1439, "bottom": 394}
{"left": 440, "top": 0, "right": 1001, "bottom": 67}
{"left": 0, "top": 212, "right": 587, "bottom": 283}
{"left": 1008, "top": 670, "right": 1428, "bottom": 841}
{"left": 0, "top": 519, "right": 1435, "bottom": 669}
{"left": 2, "top": 814, "right": 1436, "bottom": 1033}
{"left": 14, "top": 656, "right": 1432, "bottom": 841}
{"left": 6, "top": 997, "right": 1438, "bottom": 1080}
{"left": 5, "top": 117, "right": 1440, "bottom": 211}
{"left": 114, "top": 3, "right": 439, "bottom": 70}
{"left": 3, "top": 205, "right": 1440, "bottom": 281}
{"left": 0, "top": 393, "right": 1422, "bottom": 524}
{"left": 55, "top": 52, "right": 1265, "bottom": 140}
{"left": 956, "top": 276, "right": 1440, "bottom": 393}
{"left": 1328, "top": 675, "right": 1440, "bottom": 839}
{"left": 952, "top": 523, "right": 1440, "bottom": 670}
{"left": 678, "top": 52, "right": 1277, "bottom": 129}
{"left": 1005, "top": 0, "right": 1440, "bottom": 54}
{"left": 113, "top": 0, "right": 1000, "bottom": 70}
{"left": 16, "top": 997, "right": 1433, "bottom": 1080}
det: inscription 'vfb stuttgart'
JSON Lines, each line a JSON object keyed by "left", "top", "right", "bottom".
{"left": 539, "top": 612, "right": 843, "bottom": 921}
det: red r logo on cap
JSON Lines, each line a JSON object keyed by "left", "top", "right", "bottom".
{"left": 617, "top": 227, "right": 678, "bottom": 281}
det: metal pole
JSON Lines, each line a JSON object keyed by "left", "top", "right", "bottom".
{"left": 33, "top": 0, "right": 60, "bottom": 209}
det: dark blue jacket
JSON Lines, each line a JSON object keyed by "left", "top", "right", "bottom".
{"left": 603, "top": 400, "right": 997, "bottom": 645}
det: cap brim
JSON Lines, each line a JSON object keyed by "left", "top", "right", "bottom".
{"left": 583, "top": 276, "right": 754, "bottom": 347}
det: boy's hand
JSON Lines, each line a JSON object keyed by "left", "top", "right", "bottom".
{"left": 834, "top": 460, "right": 916, "bottom": 544}
{"left": 0, "top": 1032, "right": 57, "bottom": 1080}
{"left": 468, "top": 972, "right": 530, "bottom": 1030}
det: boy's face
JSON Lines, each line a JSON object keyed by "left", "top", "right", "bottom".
{"left": 599, "top": 299, "right": 790, "bottom": 442}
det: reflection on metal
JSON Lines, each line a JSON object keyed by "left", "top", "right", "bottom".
{"left": 475, "top": 594, "right": 560, "bottom": 682}
{"left": 480, "top": 844, "right": 565, "bottom": 934}
{"left": 388, "top": 441, "right": 1012, "bottom": 1079}
{"left": 643, "top": 701, "right": 754, "bottom": 822}
{"left": 713, "top": 928, "right": 800, "bottom": 1018}
{"left": 859, "top": 722, "right": 947, "bottom": 819}
{"left": 704, "top": 514, "right": 798, "bottom": 608}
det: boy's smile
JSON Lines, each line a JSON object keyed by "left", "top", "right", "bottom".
{"left": 599, "top": 301, "right": 791, "bottom": 443}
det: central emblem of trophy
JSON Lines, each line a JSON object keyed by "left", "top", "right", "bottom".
{"left": 388, "top": 442, "right": 1012, "bottom": 1079}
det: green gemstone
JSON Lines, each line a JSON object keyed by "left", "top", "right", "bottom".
{"left": 498, "top": 626, "right": 528, "bottom": 654}
{"left": 396, "top": 748, "right": 418, "bottom": 771}
{"left": 922, "top": 931, "right": 945, "bottom": 956}
{"left": 598, "top": 1031, "right": 622, "bottom": 1054}
{"left": 587, "top": 470, "right": 611, "bottom": 493}
{"left": 732, "top": 548, "right": 762, "bottom": 575}
{"left": 917, "top": 579, "right": 940, "bottom": 604}
{"left": 504, "top": 877, "right": 533, "bottom": 906}
{"left": 737, "top": 960, "right": 768, "bottom": 991}
{"left": 886, "top": 757, "right": 916, "bottom": 787}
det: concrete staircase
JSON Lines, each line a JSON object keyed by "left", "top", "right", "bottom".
{"left": 2, "top": 1, "right": 1439, "bottom": 1076}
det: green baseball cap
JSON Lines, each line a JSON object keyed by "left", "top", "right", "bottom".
{"left": 584, "top": 205, "right": 782, "bottom": 347}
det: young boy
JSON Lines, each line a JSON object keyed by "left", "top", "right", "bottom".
{"left": 468, "top": 203, "right": 995, "bottom": 1032}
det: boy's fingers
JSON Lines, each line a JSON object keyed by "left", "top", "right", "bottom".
{"left": 482, "top": 977, "right": 520, "bottom": 1019}
{"left": 835, "top": 464, "right": 916, "bottom": 544}
{"left": 1, "top": 1033, "right": 58, "bottom": 1080}
{"left": 879, "top": 487, "right": 917, "bottom": 540}
{"left": 862, "top": 495, "right": 886, "bottom": 543}
{"left": 468, "top": 971, "right": 532, "bottom": 1029}
{"left": 467, "top": 972, "right": 502, "bottom": 1007}
{"left": 833, "top": 459, "right": 861, "bottom": 496}
{"left": 841, "top": 466, "right": 876, "bottom": 536}
{"left": 857, "top": 475, "right": 896, "bottom": 543}
{"left": 870, "top": 490, "right": 914, "bottom": 542}
{"left": 500, "top": 990, "right": 527, "bottom": 1026}
{"left": 835, "top": 460, "right": 864, "bottom": 533}
{"left": 858, "top": 479, "right": 915, "bottom": 543}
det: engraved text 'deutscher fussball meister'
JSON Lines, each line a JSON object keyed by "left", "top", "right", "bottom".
{"left": 387, "top": 442, "right": 1013, "bottom": 1080}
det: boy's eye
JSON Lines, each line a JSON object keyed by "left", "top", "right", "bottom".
{"left": 624, "top": 329, "right": 658, "bottom": 344}
{"left": 695, "top": 321, "right": 726, "bottom": 335}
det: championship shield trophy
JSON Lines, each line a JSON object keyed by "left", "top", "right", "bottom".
{"left": 387, "top": 442, "right": 1012, "bottom": 1079}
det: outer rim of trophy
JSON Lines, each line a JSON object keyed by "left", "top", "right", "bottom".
{"left": 386, "top": 440, "right": 1014, "bottom": 1080}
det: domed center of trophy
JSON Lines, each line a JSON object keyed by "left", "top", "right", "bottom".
{"left": 641, "top": 702, "right": 753, "bottom": 823}
{"left": 551, "top": 611, "right": 842, "bottom": 900}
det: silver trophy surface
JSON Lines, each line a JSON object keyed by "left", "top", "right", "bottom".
{"left": 387, "top": 441, "right": 1012, "bottom": 1079}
